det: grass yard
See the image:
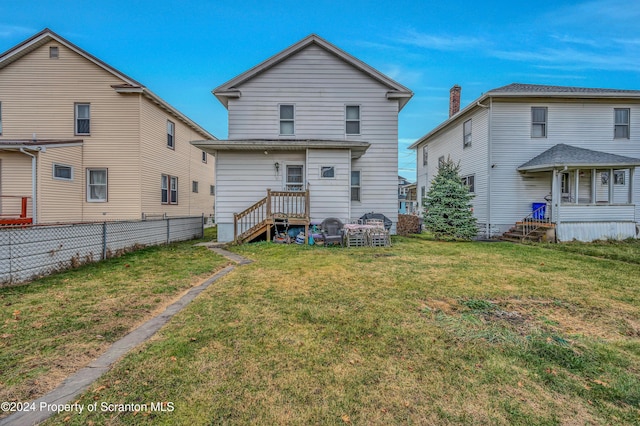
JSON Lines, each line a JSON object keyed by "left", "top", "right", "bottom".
{"left": 0, "top": 227, "right": 228, "bottom": 414}
{"left": 32, "top": 235, "right": 640, "bottom": 425}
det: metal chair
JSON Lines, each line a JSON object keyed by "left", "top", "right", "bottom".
{"left": 320, "top": 217, "right": 344, "bottom": 247}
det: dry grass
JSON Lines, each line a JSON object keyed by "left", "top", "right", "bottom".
{"left": 34, "top": 236, "right": 640, "bottom": 425}
{"left": 0, "top": 229, "right": 228, "bottom": 413}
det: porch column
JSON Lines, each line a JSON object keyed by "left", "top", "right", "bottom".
{"left": 608, "top": 168, "right": 614, "bottom": 204}
{"left": 574, "top": 169, "right": 579, "bottom": 204}
{"left": 630, "top": 167, "right": 635, "bottom": 204}
{"left": 591, "top": 168, "right": 597, "bottom": 204}
{"left": 552, "top": 169, "right": 560, "bottom": 223}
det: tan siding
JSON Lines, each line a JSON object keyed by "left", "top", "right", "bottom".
{"left": 0, "top": 39, "right": 214, "bottom": 223}
{"left": 0, "top": 151, "right": 32, "bottom": 217}
{"left": 37, "top": 146, "right": 83, "bottom": 223}
{"left": 139, "top": 97, "right": 214, "bottom": 218}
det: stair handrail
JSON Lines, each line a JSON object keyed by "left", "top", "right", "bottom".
{"left": 234, "top": 196, "right": 267, "bottom": 242}
{"left": 521, "top": 203, "right": 551, "bottom": 237}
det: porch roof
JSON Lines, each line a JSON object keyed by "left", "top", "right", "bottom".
{"left": 0, "top": 139, "right": 84, "bottom": 150}
{"left": 191, "top": 139, "right": 371, "bottom": 159}
{"left": 518, "top": 143, "right": 640, "bottom": 172}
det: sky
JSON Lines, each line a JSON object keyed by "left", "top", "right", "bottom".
{"left": 1, "top": 0, "right": 639, "bottom": 180}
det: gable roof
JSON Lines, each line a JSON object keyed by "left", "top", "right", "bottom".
{"left": 409, "top": 83, "right": 640, "bottom": 150}
{"left": 0, "top": 29, "right": 216, "bottom": 140}
{"left": 213, "top": 34, "right": 413, "bottom": 110}
{"left": 518, "top": 143, "right": 640, "bottom": 172}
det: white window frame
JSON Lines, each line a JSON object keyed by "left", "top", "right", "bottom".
{"left": 422, "top": 145, "right": 428, "bottom": 166}
{"left": 53, "top": 163, "right": 73, "bottom": 181}
{"left": 531, "top": 107, "right": 547, "bottom": 138}
{"left": 285, "top": 164, "right": 304, "bottom": 191}
{"left": 320, "top": 166, "right": 335, "bottom": 179}
{"left": 49, "top": 46, "right": 59, "bottom": 59}
{"left": 351, "top": 170, "right": 361, "bottom": 202}
{"left": 462, "top": 174, "right": 475, "bottom": 193}
{"left": 75, "top": 103, "right": 90, "bottom": 135}
{"left": 86, "top": 168, "right": 107, "bottom": 202}
{"left": 614, "top": 108, "right": 630, "bottom": 139}
{"left": 161, "top": 174, "right": 179, "bottom": 204}
{"left": 345, "top": 105, "right": 361, "bottom": 135}
{"left": 167, "top": 120, "right": 175, "bottom": 149}
{"left": 463, "top": 119, "right": 472, "bottom": 148}
{"left": 279, "top": 104, "right": 295, "bottom": 135}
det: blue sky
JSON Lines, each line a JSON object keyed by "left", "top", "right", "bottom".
{"left": 1, "top": 0, "right": 639, "bottom": 180}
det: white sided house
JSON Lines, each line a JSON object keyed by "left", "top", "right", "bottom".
{"left": 193, "top": 34, "right": 413, "bottom": 243}
{"left": 411, "top": 83, "right": 640, "bottom": 242}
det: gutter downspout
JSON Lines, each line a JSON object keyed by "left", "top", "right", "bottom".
{"left": 486, "top": 97, "right": 492, "bottom": 237}
{"left": 19, "top": 147, "right": 40, "bottom": 224}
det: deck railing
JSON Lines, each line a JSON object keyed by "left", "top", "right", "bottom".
{"left": 0, "top": 196, "right": 32, "bottom": 226}
{"left": 234, "top": 188, "right": 310, "bottom": 242}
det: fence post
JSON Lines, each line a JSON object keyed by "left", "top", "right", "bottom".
{"left": 201, "top": 214, "right": 205, "bottom": 238}
{"left": 167, "top": 217, "right": 170, "bottom": 244}
{"left": 102, "top": 222, "right": 107, "bottom": 260}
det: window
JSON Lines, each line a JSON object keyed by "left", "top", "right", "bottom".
{"left": 614, "top": 108, "right": 630, "bottom": 139}
{"left": 167, "top": 120, "right": 175, "bottom": 148}
{"left": 321, "top": 166, "right": 335, "bottom": 178}
{"left": 75, "top": 103, "right": 90, "bottom": 135}
{"left": 49, "top": 46, "right": 59, "bottom": 59}
{"left": 346, "top": 105, "right": 360, "bottom": 135}
{"left": 462, "top": 175, "right": 475, "bottom": 193}
{"left": 438, "top": 156, "right": 445, "bottom": 168}
{"left": 280, "top": 104, "right": 294, "bottom": 135}
{"left": 286, "top": 165, "right": 303, "bottom": 191}
{"left": 531, "top": 107, "right": 547, "bottom": 138}
{"left": 463, "top": 119, "right": 472, "bottom": 147}
{"left": 422, "top": 146, "right": 428, "bottom": 166}
{"left": 210, "top": 185, "right": 215, "bottom": 196}
{"left": 192, "top": 181, "right": 199, "bottom": 193}
{"left": 161, "top": 174, "right": 178, "bottom": 204}
{"left": 53, "top": 164, "right": 73, "bottom": 180}
{"left": 202, "top": 151, "right": 207, "bottom": 163}
{"left": 421, "top": 186, "right": 426, "bottom": 199}
{"left": 614, "top": 170, "right": 625, "bottom": 185}
{"left": 351, "top": 170, "right": 361, "bottom": 201}
{"left": 87, "top": 169, "right": 107, "bottom": 202}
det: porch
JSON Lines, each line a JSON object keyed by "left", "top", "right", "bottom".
{"left": 234, "top": 189, "right": 310, "bottom": 244}
{"left": 513, "top": 144, "right": 640, "bottom": 242}
{"left": 0, "top": 196, "right": 32, "bottom": 226}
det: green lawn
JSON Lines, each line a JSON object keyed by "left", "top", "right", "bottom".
{"left": 31, "top": 235, "right": 640, "bottom": 425}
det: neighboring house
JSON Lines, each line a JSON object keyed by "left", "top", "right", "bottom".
{"left": 193, "top": 34, "right": 413, "bottom": 243}
{"left": 410, "top": 83, "right": 640, "bottom": 242}
{"left": 398, "top": 175, "right": 417, "bottom": 214}
{"left": 0, "top": 29, "right": 215, "bottom": 225}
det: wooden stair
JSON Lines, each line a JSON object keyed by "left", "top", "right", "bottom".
{"left": 501, "top": 221, "right": 556, "bottom": 243}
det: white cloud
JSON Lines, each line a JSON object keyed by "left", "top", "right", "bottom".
{"left": 395, "top": 29, "right": 484, "bottom": 51}
{"left": 0, "top": 24, "right": 36, "bottom": 39}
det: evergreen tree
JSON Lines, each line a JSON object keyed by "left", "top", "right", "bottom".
{"left": 423, "top": 158, "right": 478, "bottom": 240}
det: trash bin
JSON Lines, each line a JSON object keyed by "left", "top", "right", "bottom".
{"left": 532, "top": 203, "right": 546, "bottom": 220}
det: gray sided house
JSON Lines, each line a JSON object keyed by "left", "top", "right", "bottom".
{"left": 193, "top": 34, "right": 413, "bottom": 243}
{"left": 410, "top": 83, "right": 640, "bottom": 242}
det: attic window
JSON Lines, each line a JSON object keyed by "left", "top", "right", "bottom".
{"left": 49, "top": 46, "right": 59, "bottom": 59}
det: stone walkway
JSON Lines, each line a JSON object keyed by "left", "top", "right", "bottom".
{"left": 0, "top": 245, "right": 250, "bottom": 426}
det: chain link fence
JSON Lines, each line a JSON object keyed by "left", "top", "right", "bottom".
{"left": 0, "top": 216, "right": 204, "bottom": 285}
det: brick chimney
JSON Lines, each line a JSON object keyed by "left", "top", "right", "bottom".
{"left": 449, "top": 85, "right": 461, "bottom": 117}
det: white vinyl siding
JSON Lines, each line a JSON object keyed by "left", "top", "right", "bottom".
{"left": 308, "top": 149, "right": 350, "bottom": 221}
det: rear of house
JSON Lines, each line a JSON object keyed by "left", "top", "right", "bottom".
{"left": 412, "top": 83, "right": 640, "bottom": 242}
{"left": 194, "top": 34, "right": 412, "bottom": 243}
{"left": 0, "top": 29, "right": 215, "bottom": 225}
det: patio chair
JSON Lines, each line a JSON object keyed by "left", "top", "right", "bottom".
{"left": 320, "top": 217, "right": 344, "bottom": 247}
